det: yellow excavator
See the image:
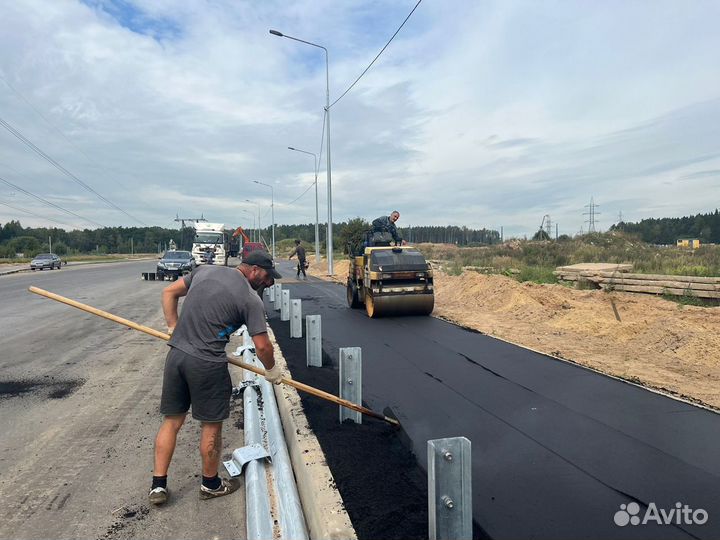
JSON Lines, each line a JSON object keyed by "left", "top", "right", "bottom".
{"left": 346, "top": 244, "right": 434, "bottom": 318}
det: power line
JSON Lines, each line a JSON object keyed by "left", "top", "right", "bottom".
{"left": 0, "top": 174, "right": 105, "bottom": 228}
{"left": 0, "top": 74, "right": 137, "bottom": 198}
{"left": 0, "top": 116, "right": 148, "bottom": 225}
{"left": 285, "top": 181, "right": 316, "bottom": 207}
{"left": 0, "top": 199, "right": 81, "bottom": 229}
{"left": 329, "top": 0, "right": 423, "bottom": 108}
{"left": 285, "top": 108, "right": 327, "bottom": 208}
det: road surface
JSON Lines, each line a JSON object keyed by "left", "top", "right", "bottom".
{"left": 0, "top": 260, "right": 247, "bottom": 539}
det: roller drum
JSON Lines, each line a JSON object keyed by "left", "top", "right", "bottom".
{"left": 365, "top": 293, "right": 434, "bottom": 318}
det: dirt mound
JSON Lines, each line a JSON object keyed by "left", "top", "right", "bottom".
{"left": 435, "top": 271, "right": 720, "bottom": 409}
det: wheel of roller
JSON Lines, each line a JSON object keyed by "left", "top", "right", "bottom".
{"left": 347, "top": 282, "right": 361, "bottom": 308}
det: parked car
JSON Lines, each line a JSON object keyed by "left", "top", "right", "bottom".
{"left": 157, "top": 250, "right": 195, "bottom": 280}
{"left": 30, "top": 253, "right": 62, "bottom": 270}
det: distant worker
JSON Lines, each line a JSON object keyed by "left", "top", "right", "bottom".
{"left": 288, "top": 239, "right": 307, "bottom": 279}
{"left": 371, "top": 211, "right": 403, "bottom": 246}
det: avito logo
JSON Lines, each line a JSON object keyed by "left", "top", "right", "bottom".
{"left": 614, "top": 502, "right": 708, "bottom": 527}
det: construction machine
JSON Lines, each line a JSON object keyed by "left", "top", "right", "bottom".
{"left": 347, "top": 244, "right": 434, "bottom": 318}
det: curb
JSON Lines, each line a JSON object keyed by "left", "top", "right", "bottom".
{"left": 267, "top": 328, "right": 357, "bottom": 540}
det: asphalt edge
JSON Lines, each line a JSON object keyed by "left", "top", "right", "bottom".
{"left": 306, "top": 271, "right": 720, "bottom": 414}
{"left": 267, "top": 327, "right": 358, "bottom": 540}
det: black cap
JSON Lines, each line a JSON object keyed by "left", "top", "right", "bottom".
{"left": 244, "top": 250, "right": 282, "bottom": 279}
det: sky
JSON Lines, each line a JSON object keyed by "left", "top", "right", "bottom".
{"left": 0, "top": 0, "right": 719, "bottom": 238}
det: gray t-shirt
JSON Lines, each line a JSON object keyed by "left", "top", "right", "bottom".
{"left": 168, "top": 265, "right": 267, "bottom": 362}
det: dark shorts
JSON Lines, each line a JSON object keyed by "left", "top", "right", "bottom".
{"left": 160, "top": 347, "right": 232, "bottom": 422}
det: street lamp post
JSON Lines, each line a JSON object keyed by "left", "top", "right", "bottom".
{"left": 270, "top": 29, "right": 333, "bottom": 275}
{"left": 288, "top": 146, "right": 320, "bottom": 264}
{"left": 253, "top": 181, "right": 275, "bottom": 259}
{"left": 245, "top": 200, "right": 261, "bottom": 247}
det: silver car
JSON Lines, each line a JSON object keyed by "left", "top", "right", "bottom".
{"left": 30, "top": 253, "right": 62, "bottom": 270}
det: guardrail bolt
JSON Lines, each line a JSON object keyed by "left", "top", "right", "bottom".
{"left": 442, "top": 495, "right": 455, "bottom": 509}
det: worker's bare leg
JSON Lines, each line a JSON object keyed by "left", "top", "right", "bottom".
{"left": 153, "top": 414, "right": 186, "bottom": 476}
{"left": 200, "top": 421, "right": 223, "bottom": 476}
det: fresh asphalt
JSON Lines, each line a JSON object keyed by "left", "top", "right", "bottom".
{"left": 269, "top": 260, "right": 720, "bottom": 540}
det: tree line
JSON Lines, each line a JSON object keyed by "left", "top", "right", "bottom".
{"left": 0, "top": 219, "right": 501, "bottom": 258}
{"left": 611, "top": 209, "right": 720, "bottom": 245}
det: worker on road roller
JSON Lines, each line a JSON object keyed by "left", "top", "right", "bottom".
{"left": 348, "top": 211, "right": 434, "bottom": 318}
{"left": 370, "top": 211, "right": 403, "bottom": 246}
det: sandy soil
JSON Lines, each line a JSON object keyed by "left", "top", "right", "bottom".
{"left": 308, "top": 259, "right": 720, "bottom": 410}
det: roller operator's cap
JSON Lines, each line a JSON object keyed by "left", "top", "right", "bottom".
{"left": 244, "top": 250, "right": 282, "bottom": 279}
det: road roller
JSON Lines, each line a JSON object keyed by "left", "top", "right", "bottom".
{"left": 346, "top": 245, "right": 434, "bottom": 318}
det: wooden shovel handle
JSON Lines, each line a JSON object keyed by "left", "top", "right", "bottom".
{"left": 28, "top": 286, "right": 399, "bottom": 426}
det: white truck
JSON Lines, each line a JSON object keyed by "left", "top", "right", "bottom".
{"left": 192, "top": 222, "right": 240, "bottom": 265}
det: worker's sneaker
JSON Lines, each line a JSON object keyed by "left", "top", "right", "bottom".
{"left": 148, "top": 486, "right": 168, "bottom": 505}
{"left": 199, "top": 477, "right": 240, "bottom": 500}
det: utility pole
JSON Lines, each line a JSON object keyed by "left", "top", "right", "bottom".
{"left": 175, "top": 214, "right": 207, "bottom": 250}
{"left": 49, "top": 236, "right": 52, "bottom": 255}
{"left": 131, "top": 237, "right": 134, "bottom": 256}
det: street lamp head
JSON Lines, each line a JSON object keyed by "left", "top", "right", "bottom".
{"left": 288, "top": 146, "right": 295, "bottom": 150}
{"left": 269, "top": 29, "right": 283, "bottom": 37}
{"left": 253, "top": 180, "right": 259, "bottom": 184}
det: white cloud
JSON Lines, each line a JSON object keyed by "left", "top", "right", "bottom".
{"left": 0, "top": 0, "right": 718, "bottom": 238}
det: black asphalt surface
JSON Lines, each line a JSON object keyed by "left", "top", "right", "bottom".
{"left": 269, "top": 261, "right": 720, "bottom": 540}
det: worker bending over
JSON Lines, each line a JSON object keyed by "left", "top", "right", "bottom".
{"left": 149, "top": 250, "right": 282, "bottom": 505}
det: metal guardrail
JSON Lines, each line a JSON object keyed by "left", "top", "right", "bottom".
{"left": 230, "top": 329, "right": 309, "bottom": 540}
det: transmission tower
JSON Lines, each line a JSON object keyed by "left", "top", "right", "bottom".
{"left": 583, "top": 197, "right": 600, "bottom": 233}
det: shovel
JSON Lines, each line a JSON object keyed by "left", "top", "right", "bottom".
{"left": 28, "top": 286, "right": 399, "bottom": 427}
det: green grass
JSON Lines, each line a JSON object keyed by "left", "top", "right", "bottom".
{"left": 661, "top": 289, "right": 720, "bottom": 307}
{"left": 512, "top": 266, "right": 557, "bottom": 284}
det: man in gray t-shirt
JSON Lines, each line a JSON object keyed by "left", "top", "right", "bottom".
{"left": 149, "top": 251, "right": 282, "bottom": 505}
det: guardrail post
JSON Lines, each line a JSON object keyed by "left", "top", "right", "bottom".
{"left": 268, "top": 284, "right": 276, "bottom": 303}
{"left": 281, "top": 290, "right": 290, "bottom": 321}
{"left": 339, "top": 347, "right": 362, "bottom": 424}
{"left": 273, "top": 284, "right": 282, "bottom": 311}
{"left": 306, "top": 315, "right": 322, "bottom": 367}
{"left": 290, "top": 299, "right": 302, "bottom": 338}
{"left": 427, "top": 437, "right": 472, "bottom": 540}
